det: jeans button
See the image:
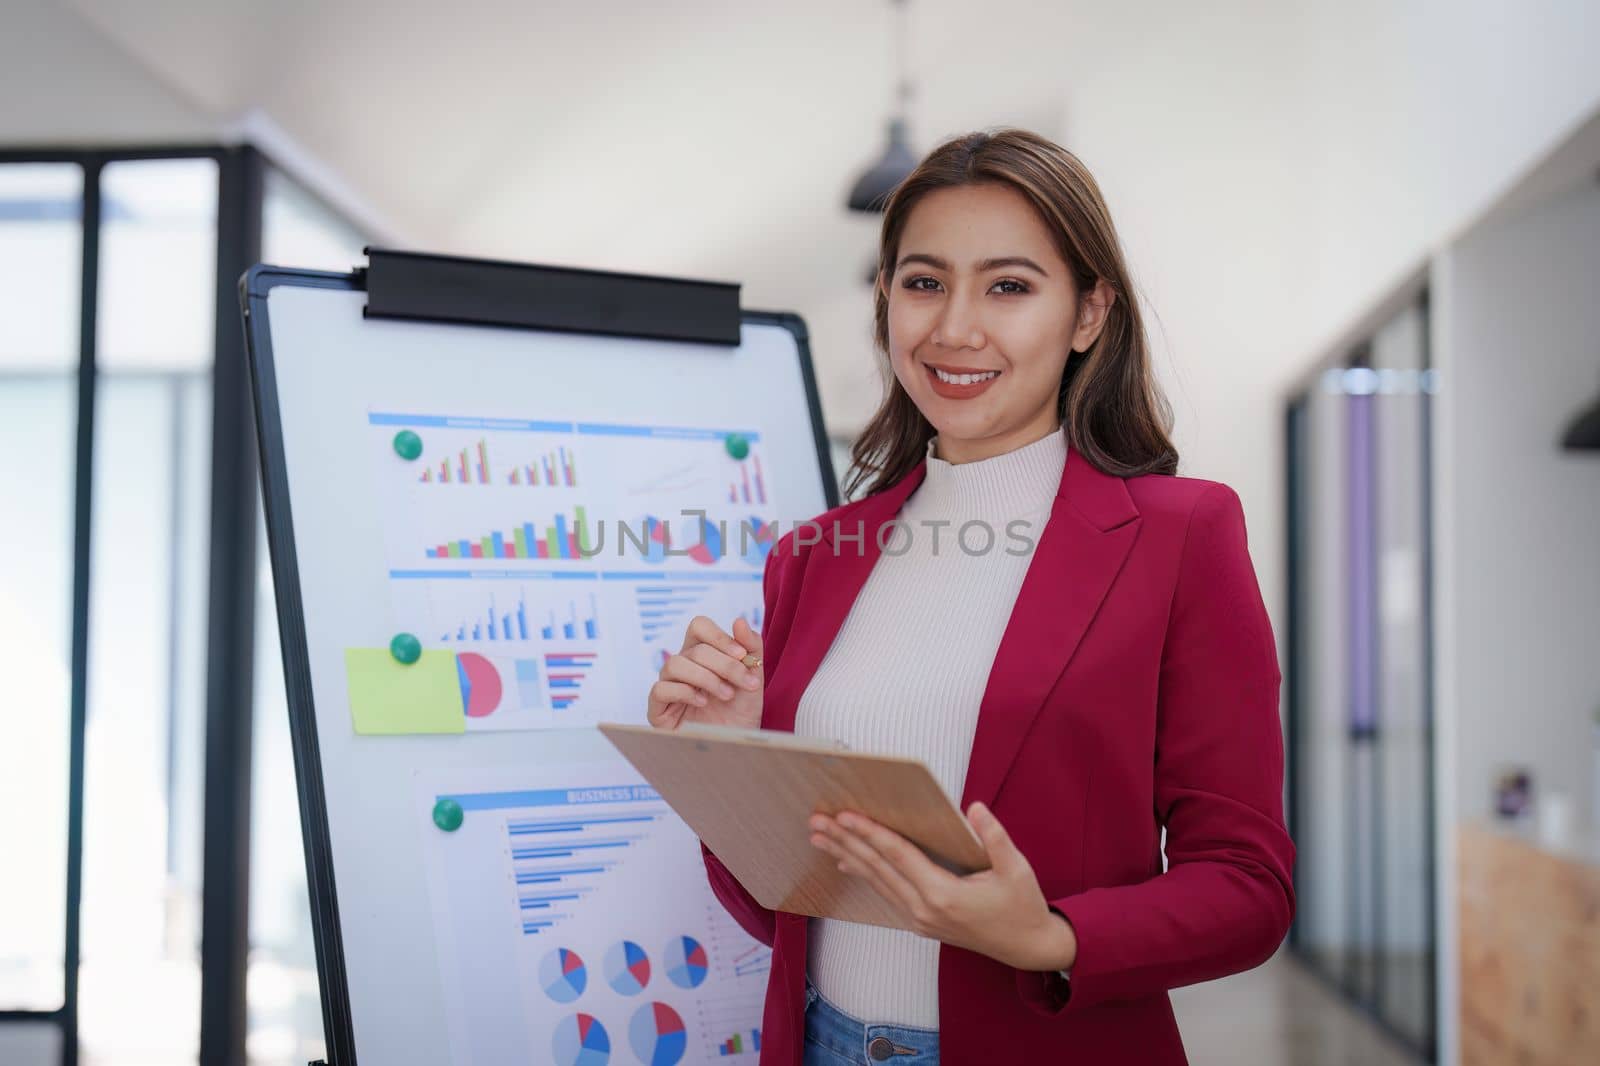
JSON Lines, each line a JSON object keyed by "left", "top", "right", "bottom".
{"left": 867, "top": 1036, "right": 896, "bottom": 1060}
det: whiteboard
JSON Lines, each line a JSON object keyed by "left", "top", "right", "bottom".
{"left": 244, "top": 264, "right": 834, "bottom": 1066}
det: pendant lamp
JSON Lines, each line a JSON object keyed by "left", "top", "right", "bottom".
{"left": 846, "top": 0, "right": 916, "bottom": 214}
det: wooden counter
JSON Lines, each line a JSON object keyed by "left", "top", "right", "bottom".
{"left": 1459, "top": 821, "right": 1600, "bottom": 1065}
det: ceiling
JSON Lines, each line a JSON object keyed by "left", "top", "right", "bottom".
{"left": 60, "top": 2, "right": 1136, "bottom": 273}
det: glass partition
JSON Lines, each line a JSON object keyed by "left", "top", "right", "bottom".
{"left": 0, "top": 162, "right": 82, "bottom": 1014}
{"left": 1286, "top": 293, "right": 1437, "bottom": 1060}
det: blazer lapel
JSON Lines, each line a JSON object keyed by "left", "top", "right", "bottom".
{"left": 959, "top": 447, "right": 1141, "bottom": 809}
{"left": 765, "top": 442, "right": 1141, "bottom": 814}
{"left": 764, "top": 461, "right": 926, "bottom": 733}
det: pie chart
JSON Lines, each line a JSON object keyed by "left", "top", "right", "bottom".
{"left": 628, "top": 1002, "right": 687, "bottom": 1066}
{"left": 740, "top": 517, "right": 776, "bottom": 568}
{"left": 455, "top": 652, "right": 502, "bottom": 718}
{"left": 604, "top": 939, "right": 651, "bottom": 995}
{"left": 687, "top": 513, "right": 723, "bottom": 565}
{"left": 540, "top": 947, "right": 587, "bottom": 1003}
{"left": 636, "top": 515, "right": 670, "bottom": 564}
{"left": 663, "top": 935, "right": 708, "bottom": 989}
{"left": 552, "top": 1012, "right": 610, "bottom": 1066}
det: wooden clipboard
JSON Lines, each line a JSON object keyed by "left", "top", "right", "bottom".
{"left": 599, "top": 721, "right": 990, "bottom": 931}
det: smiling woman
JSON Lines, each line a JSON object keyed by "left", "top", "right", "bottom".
{"left": 668, "top": 127, "right": 1293, "bottom": 1066}
{"left": 846, "top": 129, "right": 1177, "bottom": 494}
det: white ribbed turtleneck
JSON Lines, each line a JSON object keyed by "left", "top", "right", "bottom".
{"left": 792, "top": 426, "right": 1068, "bottom": 1028}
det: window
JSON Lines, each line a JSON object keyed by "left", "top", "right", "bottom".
{"left": 1286, "top": 294, "right": 1436, "bottom": 1059}
{"left": 78, "top": 156, "right": 219, "bottom": 1065}
{"left": 0, "top": 161, "right": 82, "bottom": 1015}
{"left": 0, "top": 145, "right": 371, "bottom": 1066}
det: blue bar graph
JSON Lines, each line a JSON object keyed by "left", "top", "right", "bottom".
{"left": 429, "top": 789, "right": 670, "bottom": 937}
{"left": 545, "top": 651, "right": 597, "bottom": 711}
{"left": 635, "top": 583, "right": 713, "bottom": 641}
{"left": 541, "top": 593, "right": 600, "bottom": 641}
{"left": 439, "top": 587, "right": 532, "bottom": 643}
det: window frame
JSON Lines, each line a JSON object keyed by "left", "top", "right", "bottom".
{"left": 0, "top": 142, "right": 362, "bottom": 1066}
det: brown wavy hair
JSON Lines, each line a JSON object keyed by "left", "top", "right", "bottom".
{"left": 842, "top": 127, "right": 1178, "bottom": 500}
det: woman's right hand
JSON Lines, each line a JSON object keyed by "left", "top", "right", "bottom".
{"left": 647, "top": 615, "right": 764, "bottom": 731}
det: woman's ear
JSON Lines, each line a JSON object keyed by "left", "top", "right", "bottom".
{"left": 1071, "top": 279, "right": 1117, "bottom": 353}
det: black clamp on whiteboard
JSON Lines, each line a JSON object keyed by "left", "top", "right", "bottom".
{"left": 361, "top": 246, "right": 743, "bottom": 346}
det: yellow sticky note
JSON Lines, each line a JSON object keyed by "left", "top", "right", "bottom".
{"left": 344, "top": 649, "right": 465, "bottom": 735}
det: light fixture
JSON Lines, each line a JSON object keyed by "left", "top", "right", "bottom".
{"left": 846, "top": 0, "right": 916, "bottom": 214}
{"left": 1560, "top": 371, "right": 1600, "bottom": 451}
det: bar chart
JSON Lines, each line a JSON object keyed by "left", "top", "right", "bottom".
{"left": 694, "top": 993, "right": 765, "bottom": 1061}
{"left": 542, "top": 594, "right": 600, "bottom": 640}
{"left": 419, "top": 438, "right": 492, "bottom": 485}
{"left": 432, "top": 784, "right": 673, "bottom": 939}
{"left": 508, "top": 444, "right": 579, "bottom": 487}
{"left": 716, "top": 1027, "right": 761, "bottom": 1057}
{"left": 431, "top": 588, "right": 601, "bottom": 646}
{"left": 725, "top": 454, "right": 767, "bottom": 506}
{"left": 437, "top": 586, "right": 535, "bottom": 642}
{"left": 545, "top": 650, "right": 598, "bottom": 711}
{"left": 424, "top": 505, "right": 594, "bottom": 560}
{"left": 635, "top": 582, "right": 717, "bottom": 644}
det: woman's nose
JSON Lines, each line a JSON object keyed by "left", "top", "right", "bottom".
{"left": 933, "top": 293, "right": 985, "bottom": 350}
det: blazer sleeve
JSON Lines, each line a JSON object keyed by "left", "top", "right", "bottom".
{"left": 699, "top": 530, "right": 792, "bottom": 948}
{"left": 1018, "top": 483, "right": 1296, "bottom": 1014}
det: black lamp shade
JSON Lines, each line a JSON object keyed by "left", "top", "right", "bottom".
{"left": 1561, "top": 392, "right": 1600, "bottom": 450}
{"left": 848, "top": 118, "right": 916, "bottom": 213}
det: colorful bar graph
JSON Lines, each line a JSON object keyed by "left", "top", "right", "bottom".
{"left": 508, "top": 445, "right": 579, "bottom": 487}
{"left": 727, "top": 455, "right": 767, "bottom": 505}
{"left": 419, "top": 439, "right": 491, "bottom": 485}
{"left": 424, "top": 506, "right": 592, "bottom": 560}
{"left": 545, "top": 651, "right": 598, "bottom": 711}
{"left": 719, "top": 1029, "right": 761, "bottom": 1056}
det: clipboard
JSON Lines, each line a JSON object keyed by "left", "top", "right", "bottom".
{"left": 598, "top": 721, "right": 991, "bottom": 931}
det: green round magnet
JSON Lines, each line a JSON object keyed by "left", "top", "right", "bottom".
{"left": 393, "top": 429, "right": 423, "bottom": 461}
{"left": 389, "top": 632, "right": 422, "bottom": 665}
{"left": 723, "top": 432, "right": 749, "bottom": 460}
{"left": 432, "top": 798, "right": 464, "bottom": 832}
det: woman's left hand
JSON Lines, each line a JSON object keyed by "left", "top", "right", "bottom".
{"left": 808, "top": 802, "right": 1077, "bottom": 973}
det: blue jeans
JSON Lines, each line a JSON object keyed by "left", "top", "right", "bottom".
{"left": 803, "top": 979, "right": 940, "bottom": 1065}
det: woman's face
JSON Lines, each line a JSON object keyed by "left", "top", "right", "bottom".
{"left": 881, "top": 182, "right": 1113, "bottom": 463}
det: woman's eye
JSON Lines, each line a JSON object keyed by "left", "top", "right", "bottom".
{"left": 904, "top": 275, "right": 940, "bottom": 292}
{"left": 992, "top": 278, "right": 1029, "bottom": 295}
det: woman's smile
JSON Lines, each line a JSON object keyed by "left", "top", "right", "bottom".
{"left": 924, "top": 361, "right": 1003, "bottom": 399}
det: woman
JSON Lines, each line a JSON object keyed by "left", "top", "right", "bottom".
{"left": 646, "top": 127, "right": 1294, "bottom": 1065}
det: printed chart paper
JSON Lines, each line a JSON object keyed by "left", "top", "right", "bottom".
{"left": 418, "top": 761, "right": 771, "bottom": 1064}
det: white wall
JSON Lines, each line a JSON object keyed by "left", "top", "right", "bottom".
{"left": 1439, "top": 176, "right": 1600, "bottom": 823}
{"left": 0, "top": 0, "right": 210, "bottom": 145}
{"left": 1432, "top": 166, "right": 1600, "bottom": 1066}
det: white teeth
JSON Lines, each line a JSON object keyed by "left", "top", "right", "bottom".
{"left": 932, "top": 367, "right": 998, "bottom": 385}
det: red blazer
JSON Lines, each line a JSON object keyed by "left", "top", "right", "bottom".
{"left": 701, "top": 443, "right": 1295, "bottom": 1064}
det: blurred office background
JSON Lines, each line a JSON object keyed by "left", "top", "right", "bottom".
{"left": 2, "top": 1, "right": 1597, "bottom": 1064}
